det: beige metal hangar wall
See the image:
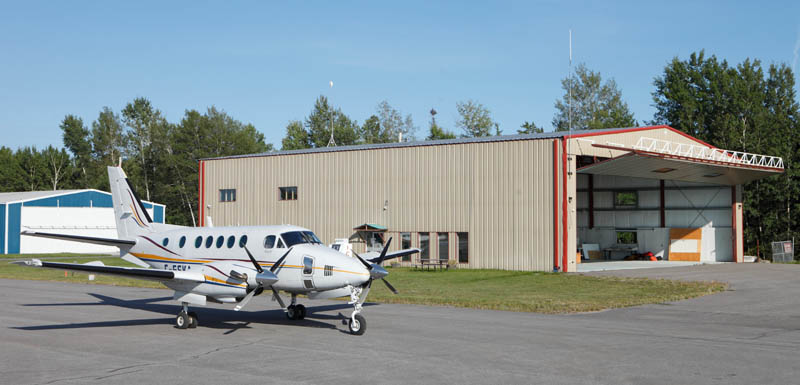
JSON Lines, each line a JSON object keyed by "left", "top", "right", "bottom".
{"left": 200, "top": 136, "right": 559, "bottom": 271}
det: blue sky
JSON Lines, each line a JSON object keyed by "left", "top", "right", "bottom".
{"left": 1, "top": 1, "right": 799, "bottom": 150}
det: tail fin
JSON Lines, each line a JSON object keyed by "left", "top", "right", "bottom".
{"left": 108, "top": 166, "right": 154, "bottom": 239}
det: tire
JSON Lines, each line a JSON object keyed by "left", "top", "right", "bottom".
{"left": 176, "top": 312, "right": 189, "bottom": 329}
{"left": 286, "top": 305, "right": 297, "bottom": 320}
{"left": 348, "top": 314, "right": 366, "bottom": 335}
{"left": 296, "top": 304, "right": 306, "bottom": 320}
{"left": 188, "top": 312, "right": 198, "bottom": 328}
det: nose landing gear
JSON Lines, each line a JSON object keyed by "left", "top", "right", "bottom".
{"left": 347, "top": 285, "right": 368, "bottom": 335}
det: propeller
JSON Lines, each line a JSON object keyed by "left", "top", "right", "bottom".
{"left": 235, "top": 247, "right": 291, "bottom": 311}
{"left": 353, "top": 238, "right": 398, "bottom": 294}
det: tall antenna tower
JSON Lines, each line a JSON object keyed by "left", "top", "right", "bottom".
{"left": 327, "top": 80, "right": 336, "bottom": 147}
{"left": 568, "top": 29, "right": 573, "bottom": 137}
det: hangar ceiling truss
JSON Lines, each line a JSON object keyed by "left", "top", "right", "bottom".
{"left": 633, "top": 137, "right": 784, "bottom": 170}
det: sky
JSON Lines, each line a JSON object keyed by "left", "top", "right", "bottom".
{"left": 1, "top": 1, "right": 799, "bottom": 151}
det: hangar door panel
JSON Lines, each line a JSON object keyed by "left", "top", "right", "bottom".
{"left": 20, "top": 207, "right": 121, "bottom": 254}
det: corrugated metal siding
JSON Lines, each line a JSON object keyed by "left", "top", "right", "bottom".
{"left": 204, "top": 138, "right": 556, "bottom": 271}
{"left": 0, "top": 204, "right": 5, "bottom": 254}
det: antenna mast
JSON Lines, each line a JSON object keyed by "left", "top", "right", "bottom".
{"left": 568, "top": 29, "right": 572, "bottom": 137}
{"left": 327, "top": 80, "right": 336, "bottom": 147}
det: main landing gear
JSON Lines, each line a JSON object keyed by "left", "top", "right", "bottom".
{"left": 347, "top": 285, "right": 368, "bottom": 335}
{"left": 273, "top": 291, "right": 306, "bottom": 321}
{"left": 176, "top": 302, "right": 198, "bottom": 329}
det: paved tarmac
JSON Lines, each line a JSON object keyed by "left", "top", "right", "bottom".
{"left": 1, "top": 263, "right": 799, "bottom": 385}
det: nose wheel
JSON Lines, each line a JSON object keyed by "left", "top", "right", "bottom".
{"left": 286, "top": 304, "right": 306, "bottom": 320}
{"left": 348, "top": 314, "right": 366, "bottom": 335}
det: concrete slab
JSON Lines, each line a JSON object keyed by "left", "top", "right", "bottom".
{"left": 2, "top": 263, "right": 799, "bottom": 385}
{"left": 576, "top": 260, "right": 716, "bottom": 272}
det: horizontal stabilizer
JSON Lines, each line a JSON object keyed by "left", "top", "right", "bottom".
{"left": 14, "top": 259, "right": 204, "bottom": 283}
{"left": 20, "top": 231, "right": 136, "bottom": 247}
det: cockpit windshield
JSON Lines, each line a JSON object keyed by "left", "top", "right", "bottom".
{"left": 281, "top": 231, "right": 323, "bottom": 247}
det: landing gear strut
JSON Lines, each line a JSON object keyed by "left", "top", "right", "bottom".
{"left": 176, "top": 302, "right": 198, "bottom": 329}
{"left": 285, "top": 293, "right": 306, "bottom": 320}
{"left": 347, "top": 285, "right": 368, "bottom": 335}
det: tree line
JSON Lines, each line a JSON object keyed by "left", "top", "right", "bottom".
{"left": 1, "top": 50, "right": 796, "bottom": 259}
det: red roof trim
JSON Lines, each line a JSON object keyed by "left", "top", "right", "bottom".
{"left": 567, "top": 125, "right": 717, "bottom": 149}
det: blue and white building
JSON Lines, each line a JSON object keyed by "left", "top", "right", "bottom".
{"left": 0, "top": 189, "right": 165, "bottom": 254}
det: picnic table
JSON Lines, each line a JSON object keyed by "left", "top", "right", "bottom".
{"left": 414, "top": 258, "right": 448, "bottom": 271}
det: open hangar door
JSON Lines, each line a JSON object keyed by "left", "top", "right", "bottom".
{"left": 572, "top": 137, "right": 783, "bottom": 264}
{"left": 576, "top": 174, "right": 733, "bottom": 262}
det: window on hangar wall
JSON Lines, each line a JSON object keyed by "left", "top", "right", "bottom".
{"left": 279, "top": 186, "right": 298, "bottom": 201}
{"left": 457, "top": 232, "right": 469, "bottom": 263}
{"left": 220, "top": 189, "right": 236, "bottom": 202}
{"left": 614, "top": 191, "right": 638, "bottom": 209}
{"left": 438, "top": 233, "right": 449, "bottom": 261}
{"left": 616, "top": 230, "right": 637, "bottom": 244}
{"left": 400, "top": 232, "right": 412, "bottom": 261}
{"left": 419, "top": 233, "right": 430, "bottom": 261}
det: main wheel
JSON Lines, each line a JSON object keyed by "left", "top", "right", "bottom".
{"left": 348, "top": 314, "right": 366, "bottom": 335}
{"left": 176, "top": 312, "right": 189, "bottom": 329}
{"left": 295, "top": 304, "right": 306, "bottom": 320}
{"left": 188, "top": 311, "right": 198, "bottom": 328}
{"left": 286, "top": 305, "right": 298, "bottom": 320}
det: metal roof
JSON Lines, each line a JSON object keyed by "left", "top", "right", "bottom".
{"left": 0, "top": 190, "right": 86, "bottom": 204}
{"left": 202, "top": 127, "right": 639, "bottom": 161}
{"left": 0, "top": 189, "right": 165, "bottom": 206}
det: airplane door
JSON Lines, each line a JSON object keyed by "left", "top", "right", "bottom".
{"left": 302, "top": 256, "right": 315, "bottom": 290}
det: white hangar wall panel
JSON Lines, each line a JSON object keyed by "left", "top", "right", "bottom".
{"left": 576, "top": 174, "right": 733, "bottom": 262}
{"left": 203, "top": 139, "right": 556, "bottom": 271}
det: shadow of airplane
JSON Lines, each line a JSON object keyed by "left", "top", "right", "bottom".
{"left": 16, "top": 293, "right": 377, "bottom": 334}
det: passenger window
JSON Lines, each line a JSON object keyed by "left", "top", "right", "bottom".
{"left": 264, "top": 235, "right": 276, "bottom": 249}
{"left": 226, "top": 235, "right": 235, "bottom": 248}
{"left": 216, "top": 236, "right": 224, "bottom": 248}
{"left": 276, "top": 238, "right": 285, "bottom": 249}
{"left": 303, "top": 256, "right": 313, "bottom": 275}
{"left": 239, "top": 235, "right": 248, "bottom": 248}
{"left": 195, "top": 236, "right": 203, "bottom": 248}
{"left": 162, "top": 238, "right": 169, "bottom": 246}
{"left": 179, "top": 236, "right": 186, "bottom": 248}
{"left": 205, "top": 236, "right": 213, "bottom": 248}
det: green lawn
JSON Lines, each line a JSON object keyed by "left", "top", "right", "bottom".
{"left": 0, "top": 257, "right": 726, "bottom": 313}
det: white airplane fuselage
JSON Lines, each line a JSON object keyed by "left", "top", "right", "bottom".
{"left": 128, "top": 224, "right": 370, "bottom": 302}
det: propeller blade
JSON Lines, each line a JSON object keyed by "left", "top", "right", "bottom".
{"left": 234, "top": 289, "right": 257, "bottom": 311}
{"left": 353, "top": 252, "right": 373, "bottom": 270}
{"left": 376, "top": 237, "right": 393, "bottom": 265}
{"left": 382, "top": 278, "right": 398, "bottom": 294}
{"left": 269, "top": 248, "right": 292, "bottom": 273}
{"left": 270, "top": 286, "right": 286, "bottom": 309}
{"left": 243, "top": 246, "right": 263, "bottom": 273}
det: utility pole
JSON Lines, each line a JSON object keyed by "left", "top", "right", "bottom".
{"left": 327, "top": 80, "right": 336, "bottom": 147}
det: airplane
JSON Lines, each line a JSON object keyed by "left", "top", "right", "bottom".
{"left": 14, "top": 166, "right": 420, "bottom": 335}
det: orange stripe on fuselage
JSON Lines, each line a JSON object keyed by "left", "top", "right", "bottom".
{"left": 203, "top": 275, "right": 247, "bottom": 288}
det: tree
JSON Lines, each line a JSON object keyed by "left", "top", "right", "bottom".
{"left": 553, "top": 63, "right": 637, "bottom": 131}
{"left": 90, "top": 107, "right": 125, "bottom": 190}
{"left": 651, "top": 51, "right": 800, "bottom": 258}
{"left": 376, "top": 101, "right": 415, "bottom": 142}
{"left": 306, "top": 96, "right": 360, "bottom": 147}
{"left": 360, "top": 115, "right": 387, "bottom": 144}
{"left": 281, "top": 120, "right": 310, "bottom": 150}
{"left": 122, "top": 97, "right": 165, "bottom": 201}
{"left": 60, "top": 115, "right": 93, "bottom": 188}
{"left": 42, "top": 145, "right": 70, "bottom": 190}
{"left": 15, "top": 146, "right": 46, "bottom": 191}
{"left": 456, "top": 100, "right": 495, "bottom": 137}
{"left": 426, "top": 121, "right": 456, "bottom": 140}
{"left": 518, "top": 121, "right": 543, "bottom": 134}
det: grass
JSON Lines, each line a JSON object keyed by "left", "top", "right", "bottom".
{"left": 0, "top": 256, "right": 727, "bottom": 313}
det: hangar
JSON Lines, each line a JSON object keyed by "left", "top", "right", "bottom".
{"left": 0, "top": 189, "right": 165, "bottom": 254}
{"left": 198, "top": 125, "right": 783, "bottom": 272}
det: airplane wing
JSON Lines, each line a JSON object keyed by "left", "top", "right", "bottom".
{"left": 13, "top": 259, "right": 203, "bottom": 283}
{"left": 367, "top": 248, "right": 421, "bottom": 263}
{"left": 20, "top": 231, "right": 136, "bottom": 248}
